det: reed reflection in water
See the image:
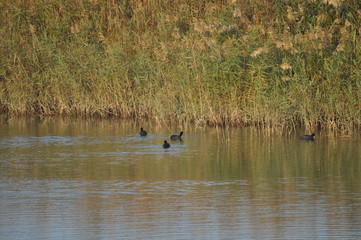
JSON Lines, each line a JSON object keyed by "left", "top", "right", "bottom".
{"left": 0, "top": 118, "right": 360, "bottom": 239}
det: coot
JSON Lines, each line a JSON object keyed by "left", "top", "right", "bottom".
{"left": 300, "top": 133, "right": 315, "bottom": 140}
{"left": 139, "top": 127, "right": 147, "bottom": 136}
{"left": 170, "top": 131, "right": 183, "bottom": 141}
{"left": 163, "top": 140, "right": 171, "bottom": 149}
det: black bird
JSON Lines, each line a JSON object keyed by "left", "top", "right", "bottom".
{"left": 163, "top": 140, "right": 171, "bottom": 149}
{"left": 139, "top": 127, "right": 147, "bottom": 137}
{"left": 170, "top": 131, "right": 183, "bottom": 141}
{"left": 300, "top": 133, "right": 315, "bottom": 141}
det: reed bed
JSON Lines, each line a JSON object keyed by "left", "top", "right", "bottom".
{"left": 0, "top": 0, "right": 360, "bottom": 134}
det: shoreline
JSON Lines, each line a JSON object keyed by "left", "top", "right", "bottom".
{"left": 1, "top": 114, "right": 359, "bottom": 136}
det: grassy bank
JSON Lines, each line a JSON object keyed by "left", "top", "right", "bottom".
{"left": 0, "top": 0, "right": 360, "bottom": 134}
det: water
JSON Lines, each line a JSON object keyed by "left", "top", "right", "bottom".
{"left": 0, "top": 117, "right": 360, "bottom": 239}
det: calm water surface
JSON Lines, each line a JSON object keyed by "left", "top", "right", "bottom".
{"left": 0, "top": 118, "right": 360, "bottom": 239}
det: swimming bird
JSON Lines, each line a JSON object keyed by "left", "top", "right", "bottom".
{"left": 170, "top": 131, "right": 183, "bottom": 141}
{"left": 163, "top": 140, "right": 171, "bottom": 149}
{"left": 139, "top": 127, "right": 147, "bottom": 136}
{"left": 300, "top": 133, "right": 315, "bottom": 140}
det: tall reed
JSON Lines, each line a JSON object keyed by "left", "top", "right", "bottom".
{"left": 0, "top": 0, "right": 360, "bottom": 134}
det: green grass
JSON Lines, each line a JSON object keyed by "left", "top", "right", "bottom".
{"left": 0, "top": 0, "right": 360, "bottom": 134}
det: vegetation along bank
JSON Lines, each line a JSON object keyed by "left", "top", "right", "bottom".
{"left": 0, "top": 0, "right": 360, "bottom": 134}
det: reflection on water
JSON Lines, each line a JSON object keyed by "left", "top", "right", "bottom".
{"left": 0, "top": 117, "right": 360, "bottom": 239}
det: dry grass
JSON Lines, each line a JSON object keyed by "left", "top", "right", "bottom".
{"left": 0, "top": 0, "right": 360, "bottom": 134}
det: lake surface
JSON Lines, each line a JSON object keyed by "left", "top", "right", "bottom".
{"left": 0, "top": 117, "right": 360, "bottom": 239}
